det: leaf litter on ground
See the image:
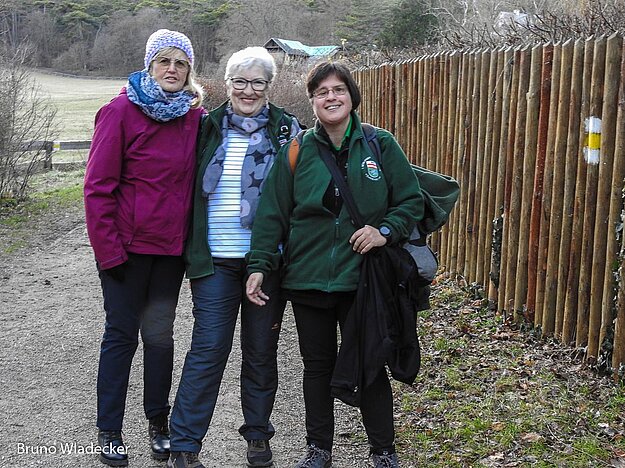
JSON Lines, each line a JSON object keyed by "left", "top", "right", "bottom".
{"left": 390, "top": 277, "right": 625, "bottom": 468}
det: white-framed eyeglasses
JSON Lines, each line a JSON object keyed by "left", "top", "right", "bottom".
{"left": 154, "top": 57, "right": 190, "bottom": 71}
{"left": 312, "top": 85, "right": 348, "bottom": 100}
{"left": 228, "top": 77, "right": 270, "bottom": 91}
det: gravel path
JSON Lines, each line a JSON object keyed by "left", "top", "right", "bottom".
{"left": 0, "top": 214, "right": 373, "bottom": 467}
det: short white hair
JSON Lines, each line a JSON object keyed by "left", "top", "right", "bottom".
{"left": 224, "top": 47, "right": 277, "bottom": 82}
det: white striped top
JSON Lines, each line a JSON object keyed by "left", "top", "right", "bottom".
{"left": 207, "top": 129, "right": 251, "bottom": 258}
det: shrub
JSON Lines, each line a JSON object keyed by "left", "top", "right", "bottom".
{"left": 0, "top": 46, "right": 58, "bottom": 200}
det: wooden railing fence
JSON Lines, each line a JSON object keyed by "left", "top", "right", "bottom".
{"left": 354, "top": 34, "right": 625, "bottom": 379}
{"left": 19, "top": 140, "right": 90, "bottom": 169}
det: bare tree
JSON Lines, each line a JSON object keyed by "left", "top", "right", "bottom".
{"left": 0, "top": 46, "right": 58, "bottom": 200}
{"left": 90, "top": 8, "right": 171, "bottom": 76}
{"left": 22, "top": 9, "right": 65, "bottom": 68}
{"left": 432, "top": 0, "right": 625, "bottom": 49}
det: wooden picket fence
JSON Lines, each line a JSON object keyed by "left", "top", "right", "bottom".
{"left": 353, "top": 34, "right": 625, "bottom": 380}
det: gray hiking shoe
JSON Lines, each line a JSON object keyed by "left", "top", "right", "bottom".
{"left": 167, "top": 451, "right": 205, "bottom": 468}
{"left": 371, "top": 451, "right": 400, "bottom": 468}
{"left": 295, "top": 443, "right": 332, "bottom": 468}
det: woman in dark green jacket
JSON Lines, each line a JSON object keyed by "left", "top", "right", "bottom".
{"left": 168, "top": 46, "right": 301, "bottom": 468}
{"left": 246, "top": 61, "right": 423, "bottom": 468}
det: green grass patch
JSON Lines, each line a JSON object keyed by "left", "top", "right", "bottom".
{"left": 0, "top": 169, "right": 85, "bottom": 255}
{"left": 33, "top": 184, "right": 83, "bottom": 206}
{"left": 394, "top": 279, "right": 625, "bottom": 467}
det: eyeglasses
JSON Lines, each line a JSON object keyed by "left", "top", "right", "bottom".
{"left": 312, "top": 85, "right": 348, "bottom": 100}
{"left": 154, "top": 57, "right": 190, "bottom": 71}
{"left": 228, "top": 77, "right": 270, "bottom": 91}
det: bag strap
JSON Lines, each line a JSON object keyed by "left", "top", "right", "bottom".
{"left": 288, "top": 129, "right": 307, "bottom": 173}
{"left": 316, "top": 142, "right": 365, "bottom": 230}
{"left": 277, "top": 113, "right": 293, "bottom": 147}
{"left": 361, "top": 123, "right": 381, "bottom": 162}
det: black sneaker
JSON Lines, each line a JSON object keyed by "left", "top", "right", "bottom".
{"left": 148, "top": 413, "right": 170, "bottom": 460}
{"left": 167, "top": 451, "right": 205, "bottom": 468}
{"left": 97, "top": 430, "right": 128, "bottom": 467}
{"left": 246, "top": 439, "right": 273, "bottom": 467}
{"left": 371, "top": 451, "right": 400, "bottom": 468}
{"left": 295, "top": 443, "right": 332, "bottom": 468}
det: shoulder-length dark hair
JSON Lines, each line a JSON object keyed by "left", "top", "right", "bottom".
{"left": 306, "top": 61, "right": 361, "bottom": 110}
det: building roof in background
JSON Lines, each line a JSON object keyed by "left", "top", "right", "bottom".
{"left": 263, "top": 38, "right": 339, "bottom": 58}
{"left": 495, "top": 9, "right": 533, "bottom": 32}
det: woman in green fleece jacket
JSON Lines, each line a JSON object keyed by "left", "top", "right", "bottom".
{"left": 246, "top": 61, "right": 423, "bottom": 468}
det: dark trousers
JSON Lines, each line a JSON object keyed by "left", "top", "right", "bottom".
{"left": 96, "top": 253, "right": 184, "bottom": 431}
{"left": 169, "top": 258, "right": 285, "bottom": 453}
{"left": 292, "top": 294, "right": 395, "bottom": 453}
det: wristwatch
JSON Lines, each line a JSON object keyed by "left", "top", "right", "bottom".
{"left": 379, "top": 225, "right": 392, "bottom": 239}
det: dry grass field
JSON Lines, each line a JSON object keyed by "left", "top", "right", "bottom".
{"left": 32, "top": 71, "right": 126, "bottom": 162}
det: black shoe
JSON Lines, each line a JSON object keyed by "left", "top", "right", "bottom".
{"left": 167, "top": 451, "right": 206, "bottom": 468}
{"left": 372, "top": 451, "right": 400, "bottom": 468}
{"left": 148, "top": 413, "right": 170, "bottom": 460}
{"left": 97, "top": 430, "right": 128, "bottom": 467}
{"left": 246, "top": 439, "right": 273, "bottom": 467}
{"left": 295, "top": 443, "right": 332, "bottom": 468}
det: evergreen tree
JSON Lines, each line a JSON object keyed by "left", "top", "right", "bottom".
{"left": 377, "top": 0, "right": 437, "bottom": 49}
{"left": 336, "top": 0, "right": 396, "bottom": 50}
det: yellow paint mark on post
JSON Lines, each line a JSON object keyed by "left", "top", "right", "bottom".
{"left": 584, "top": 116, "right": 601, "bottom": 164}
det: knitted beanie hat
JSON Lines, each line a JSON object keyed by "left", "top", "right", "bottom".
{"left": 144, "top": 29, "right": 194, "bottom": 69}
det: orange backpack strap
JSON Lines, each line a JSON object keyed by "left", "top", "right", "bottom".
{"left": 288, "top": 129, "right": 306, "bottom": 174}
{"left": 288, "top": 137, "right": 300, "bottom": 174}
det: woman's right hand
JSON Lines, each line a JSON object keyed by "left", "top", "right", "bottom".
{"left": 246, "top": 272, "right": 268, "bottom": 306}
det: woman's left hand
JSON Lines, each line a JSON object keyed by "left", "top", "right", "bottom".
{"left": 349, "top": 225, "right": 387, "bottom": 254}
{"left": 246, "top": 272, "right": 269, "bottom": 306}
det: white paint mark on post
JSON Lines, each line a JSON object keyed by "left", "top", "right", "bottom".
{"left": 584, "top": 116, "right": 601, "bottom": 165}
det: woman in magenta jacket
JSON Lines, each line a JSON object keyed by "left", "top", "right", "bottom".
{"left": 84, "top": 29, "right": 204, "bottom": 467}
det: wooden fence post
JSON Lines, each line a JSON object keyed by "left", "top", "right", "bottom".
{"left": 483, "top": 48, "right": 505, "bottom": 302}
{"left": 493, "top": 48, "right": 516, "bottom": 309}
{"left": 534, "top": 43, "right": 559, "bottom": 331}
{"left": 499, "top": 47, "right": 523, "bottom": 316}
{"left": 563, "top": 37, "right": 594, "bottom": 344}
{"left": 444, "top": 53, "right": 460, "bottom": 274}
{"left": 576, "top": 36, "right": 607, "bottom": 356}
{"left": 560, "top": 39, "right": 588, "bottom": 343}
{"left": 527, "top": 43, "right": 554, "bottom": 326}
{"left": 587, "top": 34, "right": 622, "bottom": 360}
{"left": 610, "top": 43, "right": 625, "bottom": 380}
{"left": 473, "top": 50, "right": 492, "bottom": 287}
{"left": 544, "top": 40, "right": 574, "bottom": 337}
{"left": 513, "top": 44, "right": 542, "bottom": 321}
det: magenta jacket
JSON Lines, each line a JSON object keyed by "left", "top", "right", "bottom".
{"left": 84, "top": 89, "right": 203, "bottom": 270}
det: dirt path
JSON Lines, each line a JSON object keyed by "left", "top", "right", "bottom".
{"left": 0, "top": 206, "right": 371, "bottom": 467}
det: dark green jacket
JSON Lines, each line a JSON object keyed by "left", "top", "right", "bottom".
{"left": 184, "top": 101, "right": 296, "bottom": 279}
{"left": 247, "top": 112, "right": 424, "bottom": 292}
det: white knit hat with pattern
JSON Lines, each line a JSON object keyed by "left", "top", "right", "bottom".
{"left": 144, "top": 29, "right": 194, "bottom": 69}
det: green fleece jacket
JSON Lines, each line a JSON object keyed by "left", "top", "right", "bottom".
{"left": 247, "top": 113, "right": 424, "bottom": 292}
{"left": 184, "top": 101, "right": 295, "bottom": 279}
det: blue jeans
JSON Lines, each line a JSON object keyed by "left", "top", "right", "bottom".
{"left": 169, "top": 258, "right": 285, "bottom": 452}
{"left": 96, "top": 253, "right": 184, "bottom": 431}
